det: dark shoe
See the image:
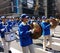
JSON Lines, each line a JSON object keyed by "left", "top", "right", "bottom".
{"left": 0, "top": 47, "right": 4, "bottom": 52}
{"left": 46, "top": 47, "right": 52, "bottom": 50}
{"left": 45, "top": 49, "right": 49, "bottom": 51}
{"left": 9, "top": 50, "right": 12, "bottom": 53}
{"left": 49, "top": 48, "right": 52, "bottom": 50}
{"left": 52, "top": 34, "right": 54, "bottom": 37}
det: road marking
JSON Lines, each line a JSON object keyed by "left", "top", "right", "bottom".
{"left": 52, "top": 42, "right": 60, "bottom": 51}
{"left": 10, "top": 47, "right": 22, "bottom": 53}
{"left": 52, "top": 42, "right": 60, "bottom": 46}
{"left": 52, "top": 37, "right": 60, "bottom": 40}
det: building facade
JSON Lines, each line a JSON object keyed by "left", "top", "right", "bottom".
{"left": 0, "top": 0, "right": 60, "bottom": 18}
{"left": 0, "top": 0, "right": 12, "bottom": 15}
{"left": 47, "top": 0, "right": 56, "bottom": 18}
{"left": 22, "top": 0, "right": 44, "bottom": 17}
{"left": 0, "top": 0, "right": 45, "bottom": 17}
{"left": 0, "top": 0, "right": 20, "bottom": 16}
{"left": 55, "top": 0, "right": 60, "bottom": 18}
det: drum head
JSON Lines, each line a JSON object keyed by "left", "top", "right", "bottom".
{"left": 30, "top": 22, "right": 42, "bottom": 39}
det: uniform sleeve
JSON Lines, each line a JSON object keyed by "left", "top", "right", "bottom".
{"left": 0, "top": 25, "right": 5, "bottom": 32}
{"left": 41, "top": 22, "right": 46, "bottom": 29}
{"left": 45, "top": 24, "right": 51, "bottom": 29}
{"left": 41, "top": 22, "right": 51, "bottom": 30}
{"left": 18, "top": 26, "right": 31, "bottom": 38}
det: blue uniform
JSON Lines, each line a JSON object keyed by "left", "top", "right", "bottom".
{"left": 13, "top": 20, "right": 17, "bottom": 26}
{"left": 7, "top": 20, "right": 13, "bottom": 29}
{"left": 18, "top": 22, "right": 33, "bottom": 47}
{"left": 28, "top": 20, "right": 36, "bottom": 25}
{"left": 0, "top": 20, "right": 5, "bottom": 38}
{"left": 4, "top": 19, "right": 13, "bottom": 32}
{"left": 41, "top": 21, "right": 51, "bottom": 36}
{"left": 18, "top": 20, "right": 21, "bottom": 25}
{"left": 4, "top": 25, "right": 12, "bottom": 32}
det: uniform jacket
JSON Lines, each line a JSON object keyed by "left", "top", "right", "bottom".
{"left": 7, "top": 20, "right": 13, "bottom": 29}
{"left": 41, "top": 21, "right": 51, "bottom": 36}
{"left": 0, "top": 21, "right": 5, "bottom": 38}
{"left": 18, "top": 22, "right": 33, "bottom": 47}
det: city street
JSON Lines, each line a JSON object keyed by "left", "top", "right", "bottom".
{"left": 0, "top": 25, "right": 60, "bottom": 53}
{"left": 0, "top": 0, "right": 60, "bottom": 53}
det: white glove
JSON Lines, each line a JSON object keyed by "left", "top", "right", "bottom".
{"left": 1, "top": 29, "right": 5, "bottom": 32}
{"left": 50, "top": 22, "right": 53, "bottom": 25}
{"left": 2, "top": 22, "right": 4, "bottom": 24}
{"left": 29, "top": 29, "right": 34, "bottom": 34}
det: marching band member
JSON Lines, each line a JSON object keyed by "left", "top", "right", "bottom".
{"left": 28, "top": 16, "right": 36, "bottom": 25}
{"left": 36, "top": 17, "right": 40, "bottom": 24}
{"left": 1, "top": 17, "right": 13, "bottom": 53}
{"left": 4, "top": 19, "right": 13, "bottom": 53}
{"left": 7, "top": 19, "right": 13, "bottom": 29}
{"left": 18, "top": 14, "right": 35, "bottom": 53}
{"left": 41, "top": 16, "right": 52, "bottom": 51}
{"left": 0, "top": 18, "right": 6, "bottom": 53}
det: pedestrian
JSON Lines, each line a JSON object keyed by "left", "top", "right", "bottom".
{"left": 18, "top": 14, "right": 35, "bottom": 53}
{"left": 41, "top": 16, "right": 52, "bottom": 51}
{"left": 4, "top": 22, "right": 12, "bottom": 53}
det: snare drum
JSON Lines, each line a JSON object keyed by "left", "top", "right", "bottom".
{"left": 5, "top": 32, "right": 16, "bottom": 42}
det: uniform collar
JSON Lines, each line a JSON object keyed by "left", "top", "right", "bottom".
{"left": 22, "top": 22, "right": 27, "bottom": 25}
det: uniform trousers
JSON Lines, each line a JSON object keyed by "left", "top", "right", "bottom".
{"left": 43, "top": 35, "right": 52, "bottom": 50}
{"left": 22, "top": 44, "right": 35, "bottom": 53}
{"left": 1, "top": 38, "right": 10, "bottom": 53}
